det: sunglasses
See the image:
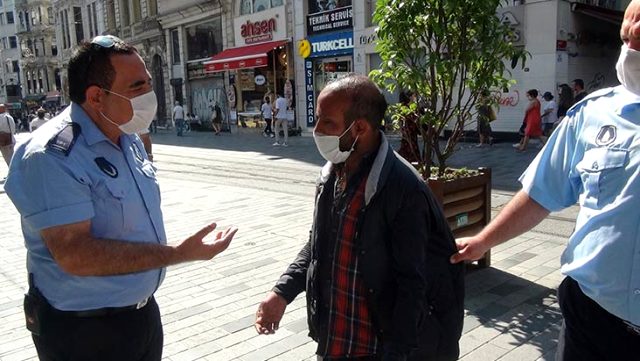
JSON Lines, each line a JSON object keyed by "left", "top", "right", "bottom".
{"left": 91, "top": 35, "right": 123, "bottom": 48}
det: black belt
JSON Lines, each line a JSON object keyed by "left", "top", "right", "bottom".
{"left": 51, "top": 297, "right": 151, "bottom": 318}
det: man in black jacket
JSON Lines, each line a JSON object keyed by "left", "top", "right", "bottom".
{"left": 255, "top": 75, "right": 464, "bottom": 361}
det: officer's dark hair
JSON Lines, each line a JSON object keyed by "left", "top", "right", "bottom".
{"left": 325, "top": 74, "right": 388, "bottom": 128}
{"left": 67, "top": 36, "right": 137, "bottom": 104}
{"left": 573, "top": 78, "right": 584, "bottom": 90}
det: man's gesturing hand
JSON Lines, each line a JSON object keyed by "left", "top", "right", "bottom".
{"left": 175, "top": 223, "right": 238, "bottom": 262}
{"left": 255, "top": 291, "right": 287, "bottom": 335}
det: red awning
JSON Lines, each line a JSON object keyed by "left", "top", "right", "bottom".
{"left": 203, "top": 40, "right": 289, "bottom": 73}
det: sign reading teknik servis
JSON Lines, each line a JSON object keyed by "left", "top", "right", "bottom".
{"left": 307, "top": 0, "right": 353, "bottom": 36}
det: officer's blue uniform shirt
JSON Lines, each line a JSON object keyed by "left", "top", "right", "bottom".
{"left": 5, "top": 103, "right": 167, "bottom": 311}
{"left": 520, "top": 85, "right": 640, "bottom": 326}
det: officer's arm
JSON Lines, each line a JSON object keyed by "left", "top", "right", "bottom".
{"left": 41, "top": 220, "right": 237, "bottom": 276}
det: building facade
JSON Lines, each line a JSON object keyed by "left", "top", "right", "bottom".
{"left": 15, "top": 0, "right": 60, "bottom": 112}
{"left": 0, "top": 0, "right": 22, "bottom": 111}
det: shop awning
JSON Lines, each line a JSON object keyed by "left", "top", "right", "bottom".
{"left": 45, "top": 90, "right": 61, "bottom": 101}
{"left": 203, "top": 40, "right": 289, "bottom": 73}
{"left": 571, "top": 2, "right": 623, "bottom": 26}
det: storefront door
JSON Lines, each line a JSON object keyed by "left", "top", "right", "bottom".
{"left": 314, "top": 56, "right": 353, "bottom": 95}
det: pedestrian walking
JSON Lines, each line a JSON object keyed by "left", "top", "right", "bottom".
{"left": 4, "top": 35, "right": 238, "bottom": 361}
{"left": 514, "top": 89, "right": 546, "bottom": 152}
{"left": 540, "top": 91, "right": 558, "bottom": 137}
{"left": 475, "top": 90, "right": 495, "bottom": 147}
{"left": 452, "top": 2, "right": 640, "bottom": 359}
{"left": 255, "top": 75, "right": 464, "bottom": 361}
{"left": 272, "top": 94, "right": 289, "bottom": 146}
{"left": 211, "top": 101, "right": 222, "bottom": 135}
{"left": 29, "top": 108, "right": 49, "bottom": 132}
{"left": 556, "top": 83, "right": 574, "bottom": 123}
{"left": 0, "top": 103, "right": 16, "bottom": 171}
{"left": 172, "top": 100, "right": 185, "bottom": 136}
{"left": 572, "top": 78, "right": 588, "bottom": 103}
{"left": 261, "top": 97, "right": 274, "bottom": 138}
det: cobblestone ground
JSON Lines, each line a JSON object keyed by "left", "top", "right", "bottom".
{"left": 0, "top": 130, "right": 576, "bottom": 361}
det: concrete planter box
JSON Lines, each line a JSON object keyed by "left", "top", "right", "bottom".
{"left": 427, "top": 168, "right": 492, "bottom": 268}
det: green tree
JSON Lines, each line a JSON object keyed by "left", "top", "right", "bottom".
{"left": 371, "top": 0, "right": 527, "bottom": 179}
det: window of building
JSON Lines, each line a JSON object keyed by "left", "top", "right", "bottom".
{"left": 87, "top": 4, "right": 94, "bottom": 37}
{"left": 0, "top": 13, "right": 4, "bottom": 26}
{"left": 171, "top": 29, "right": 180, "bottom": 64}
{"left": 63, "top": 9, "right": 71, "bottom": 48}
{"left": 12, "top": 60, "right": 18, "bottom": 73}
{"left": 73, "top": 6, "right": 84, "bottom": 44}
{"left": 51, "top": 42, "right": 57, "bottom": 56}
{"left": 59, "top": 11, "right": 67, "bottom": 49}
{"left": 185, "top": 18, "right": 223, "bottom": 61}
{"left": 120, "top": 0, "right": 130, "bottom": 26}
{"left": 107, "top": 1, "right": 116, "bottom": 30}
{"left": 90, "top": 3, "right": 98, "bottom": 36}
{"left": 132, "top": 0, "right": 141, "bottom": 22}
{"left": 240, "top": 0, "right": 282, "bottom": 15}
{"left": 365, "top": 0, "right": 376, "bottom": 26}
{"left": 9, "top": 36, "right": 17, "bottom": 48}
{"left": 148, "top": 0, "right": 157, "bottom": 16}
{"left": 48, "top": 7, "right": 53, "bottom": 25}
{"left": 7, "top": 11, "right": 14, "bottom": 24}
{"left": 1, "top": 37, "right": 6, "bottom": 50}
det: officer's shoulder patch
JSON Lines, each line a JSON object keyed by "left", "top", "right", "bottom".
{"left": 46, "top": 122, "right": 81, "bottom": 156}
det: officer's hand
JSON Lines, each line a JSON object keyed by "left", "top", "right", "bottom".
{"left": 176, "top": 223, "right": 238, "bottom": 262}
{"left": 450, "top": 236, "right": 490, "bottom": 264}
{"left": 255, "top": 291, "right": 287, "bottom": 335}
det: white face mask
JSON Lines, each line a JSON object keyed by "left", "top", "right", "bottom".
{"left": 616, "top": 44, "right": 640, "bottom": 96}
{"left": 100, "top": 89, "right": 157, "bottom": 134}
{"left": 313, "top": 121, "right": 358, "bottom": 164}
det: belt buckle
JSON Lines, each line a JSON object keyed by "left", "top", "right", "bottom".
{"left": 136, "top": 297, "right": 149, "bottom": 310}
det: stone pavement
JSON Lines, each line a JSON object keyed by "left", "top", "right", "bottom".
{"left": 0, "top": 129, "right": 577, "bottom": 361}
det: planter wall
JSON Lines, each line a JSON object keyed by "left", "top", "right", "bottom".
{"left": 428, "top": 167, "right": 492, "bottom": 268}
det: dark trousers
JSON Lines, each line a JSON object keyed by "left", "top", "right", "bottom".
{"left": 557, "top": 277, "right": 640, "bottom": 361}
{"left": 264, "top": 118, "right": 273, "bottom": 134}
{"left": 32, "top": 297, "right": 163, "bottom": 361}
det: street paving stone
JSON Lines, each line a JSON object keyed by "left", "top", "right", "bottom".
{"left": 0, "top": 130, "right": 577, "bottom": 360}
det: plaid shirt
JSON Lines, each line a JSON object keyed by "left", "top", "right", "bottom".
{"left": 324, "top": 170, "right": 379, "bottom": 358}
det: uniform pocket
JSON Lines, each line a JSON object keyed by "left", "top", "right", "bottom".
{"left": 576, "top": 148, "right": 627, "bottom": 209}
{"left": 91, "top": 180, "right": 129, "bottom": 234}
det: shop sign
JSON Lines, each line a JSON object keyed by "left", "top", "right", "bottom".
{"left": 254, "top": 74, "right": 266, "bottom": 85}
{"left": 240, "top": 18, "right": 277, "bottom": 45}
{"left": 305, "top": 60, "right": 315, "bottom": 127}
{"left": 301, "top": 31, "right": 354, "bottom": 58}
{"left": 496, "top": 5, "right": 525, "bottom": 46}
{"left": 307, "top": 5, "right": 353, "bottom": 35}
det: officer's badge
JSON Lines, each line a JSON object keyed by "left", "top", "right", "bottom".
{"left": 95, "top": 157, "right": 118, "bottom": 178}
{"left": 132, "top": 143, "right": 144, "bottom": 162}
{"left": 595, "top": 125, "right": 617, "bottom": 146}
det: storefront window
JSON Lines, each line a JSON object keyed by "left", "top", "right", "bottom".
{"left": 185, "top": 18, "right": 222, "bottom": 61}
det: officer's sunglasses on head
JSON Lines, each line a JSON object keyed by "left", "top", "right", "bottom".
{"left": 90, "top": 35, "right": 123, "bottom": 48}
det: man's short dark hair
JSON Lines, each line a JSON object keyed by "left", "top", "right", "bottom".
{"left": 67, "top": 36, "right": 137, "bottom": 104}
{"left": 573, "top": 79, "right": 584, "bottom": 90}
{"left": 325, "top": 74, "right": 388, "bottom": 128}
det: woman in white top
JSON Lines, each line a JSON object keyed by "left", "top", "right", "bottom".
{"left": 541, "top": 91, "right": 558, "bottom": 137}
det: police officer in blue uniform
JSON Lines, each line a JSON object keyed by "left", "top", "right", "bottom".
{"left": 452, "top": 2, "right": 640, "bottom": 360}
{"left": 4, "top": 35, "right": 238, "bottom": 361}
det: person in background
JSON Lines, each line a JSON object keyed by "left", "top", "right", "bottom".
{"left": 572, "top": 78, "right": 588, "bottom": 103}
{"left": 272, "top": 94, "right": 289, "bottom": 146}
{"left": 541, "top": 92, "right": 558, "bottom": 137}
{"left": 211, "top": 101, "right": 222, "bottom": 135}
{"left": 557, "top": 84, "right": 575, "bottom": 122}
{"left": 475, "top": 90, "right": 494, "bottom": 148}
{"left": 0, "top": 103, "right": 16, "bottom": 171}
{"left": 261, "top": 97, "right": 274, "bottom": 138}
{"left": 172, "top": 100, "right": 185, "bottom": 136}
{"left": 514, "top": 89, "right": 546, "bottom": 152}
{"left": 29, "top": 108, "right": 49, "bottom": 132}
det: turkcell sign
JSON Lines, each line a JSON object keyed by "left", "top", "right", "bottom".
{"left": 307, "top": 31, "right": 354, "bottom": 58}
{"left": 305, "top": 60, "right": 315, "bottom": 127}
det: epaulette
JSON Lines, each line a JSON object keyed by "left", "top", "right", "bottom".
{"left": 567, "top": 87, "right": 615, "bottom": 116}
{"left": 46, "top": 122, "right": 81, "bottom": 156}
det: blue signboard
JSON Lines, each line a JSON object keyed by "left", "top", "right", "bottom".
{"left": 307, "top": 31, "right": 354, "bottom": 58}
{"left": 305, "top": 60, "right": 315, "bottom": 127}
